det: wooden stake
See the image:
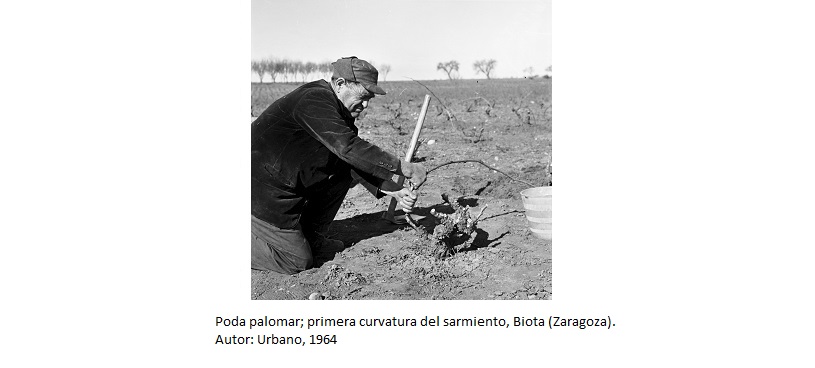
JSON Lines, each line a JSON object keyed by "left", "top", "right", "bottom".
{"left": 384, "top": 94, "right": 431, "bottom": 223}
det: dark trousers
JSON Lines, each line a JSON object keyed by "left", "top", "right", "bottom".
{"left": 251, "top": 175, "right": 351, "bottom": 274}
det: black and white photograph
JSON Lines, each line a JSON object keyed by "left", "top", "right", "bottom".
{"left": 250, "top": 0, "right": 553, "bottom": 299}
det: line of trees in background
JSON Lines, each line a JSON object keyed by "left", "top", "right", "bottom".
{"left": 437, "top": 59, "right": 552, "bottom": 80}
{"left": 437, "top": 59, "right": 498, "bottom": 80}
{"left": 436, "top": 59, "right": 498, "bottom": 80}
{"left": 253, "top": 57, "right": 548, "bottom": 82}
{"left": 251, "top": 58, "right": 391, "bottom": 83}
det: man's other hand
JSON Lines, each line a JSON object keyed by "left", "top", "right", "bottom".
{"left": 401, "top": 162, "right": 427, "bottom": 188}
{"left": 381, "top": 187, "right": 418, "bottom": 213}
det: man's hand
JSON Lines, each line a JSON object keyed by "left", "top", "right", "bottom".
{"left": 401, "top": 161, "right": 427, "bottom": 188}
{"left": 381, "top": 187, "right": 418, "bottom": 213}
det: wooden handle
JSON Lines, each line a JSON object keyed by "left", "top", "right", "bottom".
{"left": 404, "top": 94, "right": 432, "bottom": 161}
{"left": 386, "top": 94, "right": 432, "bottom": 217}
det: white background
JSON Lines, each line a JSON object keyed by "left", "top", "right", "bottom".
{"left": 2, "top": 1, "right": 814, "bottom": 366}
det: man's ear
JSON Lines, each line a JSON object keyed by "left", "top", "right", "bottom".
{"left": 334, "top": 78, "right": 346, "bottom": 89}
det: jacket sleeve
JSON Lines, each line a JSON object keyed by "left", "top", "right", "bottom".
{"left": 292, "top": 89, "right": 403, "bottom": 181}
{"left": 350, "top": 168, "right": 403, "bottom": 199}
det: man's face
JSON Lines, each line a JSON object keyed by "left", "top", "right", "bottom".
{"left": 337, "top": 80, "right": 374, "bottom": 118}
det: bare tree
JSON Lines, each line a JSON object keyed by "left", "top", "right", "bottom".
{"left": 319, "top": 61, "right": 332, "bottom": 80}
{"left": 291, "top": 60, "right": 306, "bottom": 82}
{"left": 274, "top": 60, "right": 286, "bottom": 82}
{"left": 379, "top": 64, "right": 391, "bottom": 81}
{"left": 277, "top": 59, "right": 290, "bottom": 82}
{"left": 473, "top": 59, "right": 497, "bottom": 79}
{"left": 251, "top": 60, "right": 267, "bottom": 83}
{"left": 304, "top": 61, "right": 317, "bottom": 81}
{"left": 264, "top": 58, "right": 279, "bottom": 83}
{"left": 436, "top": 60, "right": 459, "bottom": 80}
{"left": 285, "top": 60, "right": 298, "bottom": 82}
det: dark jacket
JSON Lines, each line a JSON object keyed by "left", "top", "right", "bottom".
{"left": 251, "top": 80, "right": 403, "bottom": 228}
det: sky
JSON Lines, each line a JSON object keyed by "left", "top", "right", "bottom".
{"left": 251, "top": 0, "right": 551, "bottom": 81}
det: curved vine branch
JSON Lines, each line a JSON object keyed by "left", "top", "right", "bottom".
{"left": 404, "top": 77, "right": 489, "bottom": 143}
{"left": 420, "top": 159, "right": 535, "bottom": 188}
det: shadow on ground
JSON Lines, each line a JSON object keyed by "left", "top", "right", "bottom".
{"left": 314, "top": 206, "right": 437, "bottom": 267}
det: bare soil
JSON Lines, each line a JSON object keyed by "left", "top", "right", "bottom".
{"left": 251, "top": 78, "right": 552, "bottom": 300}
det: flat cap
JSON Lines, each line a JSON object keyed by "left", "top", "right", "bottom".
{"left": 331, "top": 56, "right": 386, "bottom": 95}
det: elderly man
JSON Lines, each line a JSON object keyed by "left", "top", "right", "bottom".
{"left": 251, "top": 56, "right": 426, "bottom": 274}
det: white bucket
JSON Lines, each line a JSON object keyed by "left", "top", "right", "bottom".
{"left": 520, "top": 186, "right": 552, "bottom": 240}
